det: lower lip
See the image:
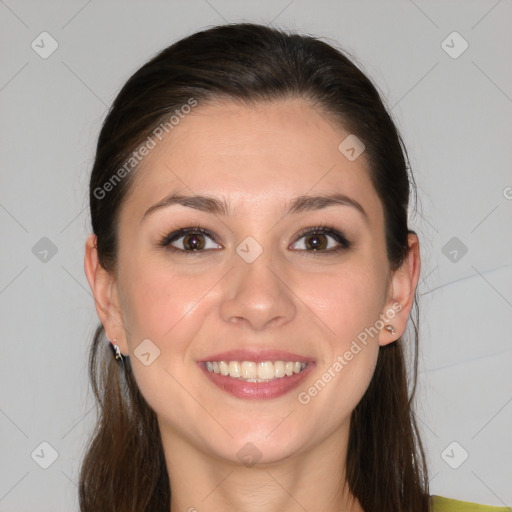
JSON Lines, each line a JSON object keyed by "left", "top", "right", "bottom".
{"left": 198, "top": 362, "right": 315, "bottom": 400}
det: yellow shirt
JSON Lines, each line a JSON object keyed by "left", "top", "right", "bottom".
{"left": 431, "top": 495, "right": 511, "bottom": 511}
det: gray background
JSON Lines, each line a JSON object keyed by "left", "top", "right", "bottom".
{"left": 1, "top": 0, "right": 511, "bottom": 510}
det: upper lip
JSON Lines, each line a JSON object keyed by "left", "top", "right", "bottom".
{"left": 198, "top": 349, "right": 314, "bottom": 363}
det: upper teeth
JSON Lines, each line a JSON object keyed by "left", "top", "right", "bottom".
{"left": 205, "top": 360, "right": 307, "bottom": 382}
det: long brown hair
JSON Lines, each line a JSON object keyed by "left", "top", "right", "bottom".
{"left": 81, "top": 22, "right": 430, "bottom": 512}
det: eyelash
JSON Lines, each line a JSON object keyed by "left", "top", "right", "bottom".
{"left": 158, "top": 224, "right": 351, "bottom": 256}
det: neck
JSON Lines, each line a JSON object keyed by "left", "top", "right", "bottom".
{"left": 160, "top": 422, "right": 364, "bottom": 512}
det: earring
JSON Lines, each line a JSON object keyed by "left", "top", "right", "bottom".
{"left": 110, "top": 338, "right": 124, "bottom": 361}
{"left": 384, "top": 324, "right": 396, "bottom": 335}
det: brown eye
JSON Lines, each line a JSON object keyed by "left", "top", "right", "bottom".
{"left": 182, "top": 233, "right": 206, "bottom": 251}
{"left": 159, "top": 227, "right": 221, "bottom": 253}
{"left": 290, "top": 227, "right": 351, "bottom": 253}
{"left": 304, "top": 233, "right": 328, "bottom": 250}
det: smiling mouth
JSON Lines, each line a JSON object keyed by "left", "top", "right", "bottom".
{"left": 204, "top": 360, "right": 308, "bottom": 382}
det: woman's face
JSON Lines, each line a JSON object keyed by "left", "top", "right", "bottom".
{"left": 88, "top": 97, "right": 413, "bottom": 465}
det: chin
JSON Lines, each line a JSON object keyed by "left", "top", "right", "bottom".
{"left": 211, "top": 426, "right": 310, "bottom": 467}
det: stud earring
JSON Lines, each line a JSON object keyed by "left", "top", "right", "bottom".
{"left": 110, "top": 338, "right": 124, "bottom": 361}
{"left": 384, "top": 324, "right": 396, "bottom": 335}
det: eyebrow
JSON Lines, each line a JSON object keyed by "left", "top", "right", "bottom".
{"left": 141, "top": 192, "right": 368, "bottom": 222}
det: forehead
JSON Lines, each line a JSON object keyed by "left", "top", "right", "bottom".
{"left": 121, "top": 98, "right": 382, "bottom": 222}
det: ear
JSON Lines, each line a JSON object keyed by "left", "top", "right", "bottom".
{"left": 84, "top": 234, "right": 128, "bottom": 354}
{"left": 378, "top": 232, "right": 421, "bottom": 346}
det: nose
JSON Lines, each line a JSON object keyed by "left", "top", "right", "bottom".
{"left": 219, "top": 249, "right": 297, "bottom": 331}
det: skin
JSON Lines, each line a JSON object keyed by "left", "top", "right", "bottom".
{"left": 85, "top": 97, "right": 420, "bottom": 512}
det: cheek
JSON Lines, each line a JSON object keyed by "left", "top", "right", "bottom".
{"left": 116, "top": 259, "right": 218, "bottom": 433}
{"left": 300, "top": 261, "right": 388, "bottom": 347}
{"left": 118, "top": 256, "right": 217, "bottom": 347}
{"left": 293, "top": 261, "right": 387, "bottom": 408}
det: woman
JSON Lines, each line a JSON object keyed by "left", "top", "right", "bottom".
{"left": 82, "top": 22, "right": 509, "bottom": 512}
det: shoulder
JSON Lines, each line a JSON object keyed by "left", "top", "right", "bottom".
{"left": 430, "top": 495, "right": 511, "bottom": 512}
